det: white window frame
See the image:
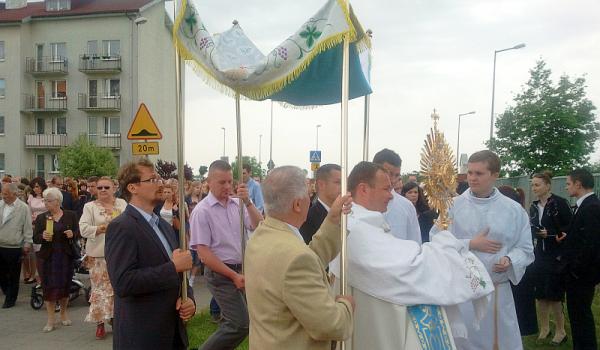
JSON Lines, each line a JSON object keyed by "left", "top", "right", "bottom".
{"left": 0, "top": 115, "right": 5, "bottom": 135}
{"left": 51, "top": 80, "right": 67, "bottom": 100}
{"left": 50, "top": 42, "right": 66, "bottom": 62}
{"left": 0, "top": 79, "right": 5, "bottom": 98}
{"left": 0, "top": 41, "right": 5, "bottom": 61}
{"left": 36, "top": 154, "right": 45, "bottom": 177}
{"left": 50, "top": 154, "right": 59, "bottom": 173}
{"left": 104, "top": 79, "right": 120, "bottom": 98}
{"left": 46, "top": 0, "right": 70, "bottom": 11}
{"left": 52, "top": 117, "right": 67, "bottom": 135}
{"left": 0, "top": 153, "right": 5, "bottom": 172}
{"left": 102, "top": 40, "right": 120, "bottom": 60}
{"left": 103, "top": 117, "right": 120, "bottom": 137}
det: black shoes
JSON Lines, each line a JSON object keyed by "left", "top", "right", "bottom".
{"left": 2, "top": 300, "right": 16, "bottom": 309}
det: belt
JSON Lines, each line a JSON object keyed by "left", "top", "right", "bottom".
{"left": 225, "top": 263, "right": 243, "bottom": 271}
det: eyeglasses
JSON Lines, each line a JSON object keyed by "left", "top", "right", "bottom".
{"left": 97, "top": 186, "right": 112, "bottom": 190}
{"left": 139, "top": 178, "right": 163, "bottom": 184}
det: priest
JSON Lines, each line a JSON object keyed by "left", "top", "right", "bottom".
{"left": 432, "top": 150, "right": 534, "bottom": 350}
{"left": 331, "top": 161, "right": 494, "bottom": 350}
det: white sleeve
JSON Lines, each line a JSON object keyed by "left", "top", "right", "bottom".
{"left": 506, "top": 208, "right": 534, "bottom": 284}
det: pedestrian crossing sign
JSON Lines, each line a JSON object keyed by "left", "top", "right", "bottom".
{"left": 310, "top": 150, "right": 321, "bottom": 163}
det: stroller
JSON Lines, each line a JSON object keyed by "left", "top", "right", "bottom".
{"left": 30, "top": 254, "right": 91, "bottom": 310}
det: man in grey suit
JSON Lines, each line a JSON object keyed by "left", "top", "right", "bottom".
{"left": 0, "top": 183, "right": 33, "bottom": 308}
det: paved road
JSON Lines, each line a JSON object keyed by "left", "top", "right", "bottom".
{"left": 0, "top": 274, "right": 212, "bottom": 349}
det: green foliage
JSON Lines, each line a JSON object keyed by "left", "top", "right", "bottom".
{"left": 231, "top": 156, "right": 265, "bottom": 180}
{"left": 58, "top": 135, "right": 117, "bottom": 179}
{"left": 184, "top": 163, "right": 194, "bottom": 181}
{"left": 489, "top": 59, "right": 599, "bottom": 176}
{"left": 156, "top": 159, "right": 177, "bottom": 179}
{"left": 199, "top": 165, "right": 208, "bottom": 179}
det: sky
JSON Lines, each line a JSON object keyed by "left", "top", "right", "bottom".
{"left": 175, "top": 0, "right": 600, "bottom": 175}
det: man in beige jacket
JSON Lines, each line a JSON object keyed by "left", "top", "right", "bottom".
{"left": 245, "top": 166, "right": 354, "bottom": 350}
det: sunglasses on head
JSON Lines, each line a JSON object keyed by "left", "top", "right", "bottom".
{"left": 97, "top": 186, "right": 112, "bottom": 190}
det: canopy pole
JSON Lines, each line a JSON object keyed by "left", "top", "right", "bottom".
{"left": 362, "top": 30, "right": 372, "bottom": 162}
{"left": 235, "top": 92, "right": 246, "bottom": 272}
{"left": 173, "top": 0, "right": 187, "bottom": 301}
{"left": 339, "top": 1, "right": 351, "bottom": 349}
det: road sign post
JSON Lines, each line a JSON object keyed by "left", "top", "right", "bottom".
{"left": 127, "top": 103, "right": 162, "bottom": 155}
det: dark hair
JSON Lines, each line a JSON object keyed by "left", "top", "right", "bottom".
{"left": 532, "top": 170, "right": 552, "bottom": 185}
{"left": 242, "top": 163, "right": 252, "bottom": 173}
{"left": 456, "top": 181, "right": 469, "bottom": 195}
{"left": 373, "top": 148, "right": 402, "bottom": 168}
{"left": 316, "top": 164, "right": 341, "bottom": 182}
{"left": 87, "top": 176, "right": 99, "bottom": 183}
{"left": 118, "top": 157, "right": 155, "bottom": 201}
{"left": 468, "top": 150, "right": 500, "bottom": 174}
{"left": 209, "top": 160, "right": 232, "bottom": 175}
{"left": 401, "top": 182, "right": 430, "bottom": 214}
{"left": 29, "top": 177, "right": 48, "bottom": 195}
{"left": 348, "top": 161, "right": 385, "bottom": 197}
{"left": 568, "top": 168, "right": 594, "bottom": 189}
{"left": 498, "top": 185, "right": 524, "bottom": 207}
{"left": 20, "top": 178, "right": 30, "bottom": 186}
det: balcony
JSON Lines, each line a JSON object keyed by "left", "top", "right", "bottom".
{"left": 22, "top": 94, "right": 68, "bottom": 112}
{"left": 25, "top": 133, "right": 68, "bottom": 148}
{"left": 25, "top": 56, "right": 68, "bottom": 76}
{"left": 88, "top": 134, "right": 121, "bottom": 149}
{"left": 78, "top": 54, "right": 121, "bottom": 73}
{"left": 78, "top": 93, "right": 121, "bottom": 112}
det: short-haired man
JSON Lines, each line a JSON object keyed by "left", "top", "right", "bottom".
{"left": 190, "top": 160, "right": 263, "bottom": 350}
{"left": 563, "top": 168, "right": 600, "bottom": 350}
{"left": 242, "top": 163, "right": 264, "bottom": 213}
{"left": 372, "top": 149, "right": 421, "bottom": 243}
{"left": 433, "top": 150, "right": 534, "bottom": 349}
{"left": 105, "top": 158, "right": 195, "bottom": 350}
{"left": 49, "top": 176, "right": 74, "bottom": 211}
{"left": 245, "top": 166, "right": 354, "bottom": 349}
{"left": 330, "top": 161, "right": 493, "bottom": 349}
{"left": 299, "top": 164, "right": 341, "bottom": 244}
{"left": 86, "top": 176, "right": 99, "bottom": 203}
{"left": 0, "top": 183, "right": 33, "bottom": 308}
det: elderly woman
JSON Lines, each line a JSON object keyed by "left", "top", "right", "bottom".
{"left": 33, "top": 187, "right": 80, "bottom": 333}
{"left": 79, "top": 176, "right": 127, "bottom": 340}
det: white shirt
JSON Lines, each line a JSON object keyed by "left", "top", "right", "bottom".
{"left": 384, "top": 191, "right": 422, "bottom": 244}
{"left": 317, "top": 198, "right": 331, "bottom": 212}
{"left": 286, "top": 223, "right": 305, "bottom": 242}
{"left": 576, "top": 191, "right": 594, "bottom": 210}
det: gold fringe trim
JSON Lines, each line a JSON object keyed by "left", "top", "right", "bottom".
{"left": 173, "top": 0, "right": 369, "bottom": 102}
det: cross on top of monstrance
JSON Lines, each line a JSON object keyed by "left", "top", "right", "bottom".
{"left": 420, "top": 109, "right": 456, "bottom": 230}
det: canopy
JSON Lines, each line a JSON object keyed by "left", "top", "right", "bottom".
{"left": 173, "top": 0, "right": 372, "bottom": 106}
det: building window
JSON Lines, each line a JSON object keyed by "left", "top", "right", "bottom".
{"left": 88, "top": 116, "right": 98, "bottom": 143}
{"left": 46, "top": 0, "right": 71, "bottom": 11}
{"left": 104, "top": 79, "right": 119, "bottom": 98}
{"left": 51, "top": 154, "right": 59, "bottom": 172}
{"left": 36, "top": 118, "right": 45, "bottom": 134}
{"left": 0, "top": 79, "right": 5, "bottom": 98}
{"left": 36, "top": 154, "right": 45, "bottom": 177}
{"left": 0, "top": 116, "right": 4, "bottom": 135}
{"left": 50, "top": 42, "right": 66, "bottom": 61}
{"left": 104, "top": 117, "right": 119, "bottom": 136}
{"left": 53, "top": 117, "right": 66, "bottom": 134}
{"left": 0, "top": 41, "right": 5, "bottom": 61}
{"left": 87, "top": 40, "right": 98, "bottom": 56}
{"left": 102, "top": 40, "right": 120, "bottom": 58}
{"left": 0, "top": 153, "right": 5, "bottom": 172}
{"left": 51, "top": 80, "right": 66, "bottom": 99}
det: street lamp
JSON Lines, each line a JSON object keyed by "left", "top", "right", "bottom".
{"left": 221, "top": 127, "right": 226, "bottom": 157}
{"left": 258, "top": 134, "right": 262, "bottom": 166}
{"left": 489, "top": 43, "right": 526, "bottom": 146}
{"left": 457, "top": 111, "right": 475, "bottom": 169}
{"left": 316, "top": 124, "right": 322, "bottom": 150}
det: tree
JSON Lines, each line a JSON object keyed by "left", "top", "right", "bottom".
{"left": 58, "top": 135, "right": 118, "bottom": 179}
{"left": 199, "top": 165, "right": 208, "bottom": 179}
{"left": 231, "top": 156, "right": 265, "bottom": 180}
{"left": 156, "top": 159, "right": 177, "bottom": 179}
{"left": 184, "top": 163, "right": 194, "bottom": 181}
{"left": 490, "top": 60, "right": 598, "bottom": 176}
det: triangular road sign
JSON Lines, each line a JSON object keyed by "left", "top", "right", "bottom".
{"left": 127, "top": 103, "right": 163, "bottom": 140}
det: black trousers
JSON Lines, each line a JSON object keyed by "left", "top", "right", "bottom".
{"left": 0, "top": 247, "right": 23, "bottom": 304}
{"left": 566, "top": 279, "right": 598, "bottom": 350}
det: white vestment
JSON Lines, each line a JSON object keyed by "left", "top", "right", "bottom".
{"left": 385, "top": 191, "right": 422, "bottom": 243}
{"left": 432, "top": 188, "right": 534, "bottom": 350}
{"left": 331, "top": 204, "right": 494, "bottom": 350}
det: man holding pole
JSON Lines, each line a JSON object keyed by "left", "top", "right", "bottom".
{"left": 105, "top": 158, "right": 195, "bottom": 350}
{"left": 190, "top": 160, "right": 263, "bottom": 350}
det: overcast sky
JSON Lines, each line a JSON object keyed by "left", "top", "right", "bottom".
{"left": 176, "top": 0, "right": 600, "bottom": 174}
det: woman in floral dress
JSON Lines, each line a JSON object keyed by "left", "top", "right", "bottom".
{"left": 79, "top": 176, "right": 127, "bottom": 340}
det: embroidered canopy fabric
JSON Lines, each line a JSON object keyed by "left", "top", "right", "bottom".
{"left": 174, "top": 0, "right": 372, "bottom": 106}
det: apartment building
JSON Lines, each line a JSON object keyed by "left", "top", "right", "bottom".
{"left": 0, "top": 0, "right": 178, "bottom": 178}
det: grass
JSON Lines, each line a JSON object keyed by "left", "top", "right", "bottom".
{"left": 188, "top": 291, "right": 600, "bottom": 350}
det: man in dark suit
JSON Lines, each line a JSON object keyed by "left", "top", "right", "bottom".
{"left": 563, "top": 168, "right": 600, "bottom": 350}
{"left": 50, "top": 176, "right": 73, "bottom": 211}
{"left": 300, "top": 164, "right": 341, "bottom": 244}
{"left": 105, "top": 158, "right": 195, "bottom": 350}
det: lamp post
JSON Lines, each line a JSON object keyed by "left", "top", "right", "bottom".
{"left": 490, "top": 43, "right": 526, "bottom": 146}
{"left": 259, "top": 134, "right": 262, "bottom": 167}
{"left": 315, "top": 124, "right": 322, "bottom": 150}
{"left": 127, "top": 15, "right": 147, "bottom": 162}
{"left": 221, "top": 127, "right": 226, "bottom": 157}
{"left": 457, "top": 111, "right": 475, "bottom": 169}
{"left": 267, "top": 101, "right": 275, "bottom": 171}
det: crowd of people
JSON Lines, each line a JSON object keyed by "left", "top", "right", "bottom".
{"left": 0, "top": 148, "right": 598, "bottom": 350}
